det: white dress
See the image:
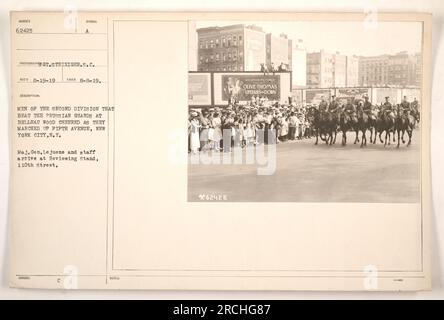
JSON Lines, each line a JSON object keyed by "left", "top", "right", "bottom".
{"left": 211, "top": 117, "right": 222, "bottom": 142}
{"left": 190, "top": 119, "right": 200, "bottom": 152}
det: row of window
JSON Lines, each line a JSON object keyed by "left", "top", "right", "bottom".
{"left": 199, "top": 65, "right": 244, "bottom": 71}
{"left": 199, "top": 35, "right": 243, "bottom": 49}
{"left": 199, "top": 51, "right": 244, "bottom": 63}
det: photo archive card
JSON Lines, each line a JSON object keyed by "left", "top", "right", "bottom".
{"left": 9, "top": 11, "right": 432, "bottom": 291}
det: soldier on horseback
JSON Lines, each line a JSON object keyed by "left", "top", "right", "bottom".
{"left": 399, "top": 96, "right": 412, "bottom": 116}
{"left": 343, "top": 98, "right": 356, "bottom": 116}
{"left": 328, "top": 95, "right": 340, "bottom": 119}
{"left": 363, "top": 95, "right": 373, "bottom": 117}
{"left": 382, "top": 96, "right": 395, "bottom": 120}
{"left": 319, "top": 96, "right": 328, "bottom": 113}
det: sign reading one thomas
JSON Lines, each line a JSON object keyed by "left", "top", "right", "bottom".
{"left": 221, "top": 74, "right": 280, "bottom": 101}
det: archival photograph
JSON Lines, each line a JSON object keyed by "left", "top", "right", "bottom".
{"left": 187, "top": 20, "right": 423, "bottom": 203}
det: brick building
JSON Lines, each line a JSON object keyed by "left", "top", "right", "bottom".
{"left": 196, "top": 24, "right": 266, "bottom": 72}
{"left": 358, "top": 51, "right": 421, "bottom": 87}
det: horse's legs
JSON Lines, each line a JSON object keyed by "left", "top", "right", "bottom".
{"left": 359, "top": 130, "right": 363, "bottom": 147}
{"left": 384, "top": 131, "right": 388, "bottom": 147}
{"left": 315, "top": 129, "right": 318, "bottom": 145}
{"left": 387, "top": 131, "right": 391, "bottom": 145}
{"left": 379, "top": 130, "right": 384, "bottom": 143}
{"left": 407, "top": 129, "right": 412, "bottom": 146}
{"left": 354, "top": 129, "right": 359, "bottom": 144}
{"left": 401, "top": 129, "right": 406, "bottom": 144}
{"left": 397, "top": 129, "right": 401, "bottom": 148}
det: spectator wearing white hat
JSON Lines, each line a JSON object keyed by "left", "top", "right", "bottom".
{"left": 189, "top": 111, "right": 201, "bottom": 154}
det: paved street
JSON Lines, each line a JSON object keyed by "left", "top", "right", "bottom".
{"left": 188, "top": 129, "right": 421, "bottom": 203}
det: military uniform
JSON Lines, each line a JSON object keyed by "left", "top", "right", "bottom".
{"left": 400, "top": 100, "right": 411, "bottom": 115}
{"left": 319, "top": 100, "right": 328, "bottom": 113}
{"left": 363, "top": 100, "right": 372, "bottom": 115}
{"left": 344, "top": 102, "right": 355, "bottom": 114}
{"left": 329, "top": 100, "right": 340, "bottom": 115}
{"left": 382, "top": 100, "right": 395, "bottom": 119}
{"left": 383, "top": 101, "right": 393, "bottom": 113}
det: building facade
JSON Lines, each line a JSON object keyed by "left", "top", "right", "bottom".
{"left": 358, "top": 52, "right": 421, "bottom": 87}
{"left": 346, "top": 55, "right": 359, "bottom": 87}
{"left": 266, "top": 33, "right": 292, "bottom": 70}
{"left": 358, "top": 55, "right": 390, "bottom": 86}
{"left": 196, "top": 24, "right": 267, "bottom": 72}
{"left": 306, "top": 51, "right": 334, "bottom": 88}
{"left": 291, "top": 38, "right": 307, "bottom": 88}
{"left": 333, "top": 53, "right": 347, "bottom": 87}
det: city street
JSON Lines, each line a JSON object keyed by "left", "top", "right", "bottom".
{"left": 188, "top": 129, "right": 421, "bottom": 203}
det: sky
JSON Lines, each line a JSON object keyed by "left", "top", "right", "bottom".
{"left": 194, "top": 20, "right": 422, "bottom": 56}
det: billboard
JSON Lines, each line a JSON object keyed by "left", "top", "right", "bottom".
{"left": 305, "top": 89, "right": 331, "bottom": 105}
{"left": 336, "top": 88, "right": 370, "bottom": 103}
{"left": 188, "top": 73, "right": 211, "bottom": 106}
{"left": 221, "top": 74, "right": 280, "bottom": 101}
{"left": 213, "top": 72, "right": 291, "bottom": 105}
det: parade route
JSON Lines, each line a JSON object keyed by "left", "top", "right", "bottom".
{"left": 188, "top": 129, "right": 421, "bottom": 203}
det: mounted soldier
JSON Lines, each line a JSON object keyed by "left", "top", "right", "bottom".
{"left": 363, "top": 95, "right": 373, "bottom": 117}
{"left": 343, "top": 98, "right": 356, "bottom": 116}
{"left": 319, "top": 96, "right": 328, "bottom": 114}
{"left": 399, "top": 95, "right": 412, "bottom": 116}
{"left": 382, "top": 96, "right": 395, "bottom": 120}
{"left": 328, "top": 95, "right": 340, "bottom": 119}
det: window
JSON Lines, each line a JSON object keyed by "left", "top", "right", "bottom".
{"left": 210, "top": 54, "right": 214, "bottom": 62}
{"left": 210, "top": 40, "right": 214, "bottom": 48}
{"left": 228, "top": 53, "right": 232, "bottom": 60}
{"left": 223, "top": 53, "right": 226, "bottom": 61}
{"left": 215, "top": 38, "right": 219, "bottom": 47}
{"left": 233, "top": 51, "right": 237, "bottom": 61}
{"left": 205, "top": 41, "right": 209, "bottom": 49}
{"left": 222, "top": 37, "right": 226, "bottom": 46}
{"left": 199, "top": 41, "right": 203, "bottom": 49}
{"left": 233, "top": 38, "right": 237, "bottom": 46}
{"left": 227, "top": 36, "right": 231, "bottom": 46}
{"left": 215, "top": 53, "right": 219, "bottom": 61}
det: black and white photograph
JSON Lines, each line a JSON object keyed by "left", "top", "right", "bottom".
{"left": 187, "top": 20, "right": 423, "bottom": 203}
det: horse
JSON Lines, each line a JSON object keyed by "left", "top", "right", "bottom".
{"left": 321, "top": 111, "right": 338, "bottom": 146}
{"left": 308, "top": 107, "right": 327, "bottom": 145}
{"left": 367, "top": 109, "right": 378, "bottom": 144}
{"left": 339, "top": 111, "right": 359, "bottom": 146}
{"left": 376, "top": 110, "right": 396, "bottom": 147}
{"left": 356, "top": 110, "right": 372, "bottom": 147}
{"left": 411, "top": 108, "right": 420, "bottom": 128}
{"left": 395, "top": 111, "right": 415, "bottom": 147}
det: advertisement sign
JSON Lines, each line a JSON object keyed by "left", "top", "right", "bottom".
{"left": 337, "top": 88, "right": 370, "bottom": 99}
{"left": 221, "top": 74, "right": 280, "bottom": 101}
{"left": 188, "top": 73, "right": 211, "bottom": 106}
{"left": 305, "top": 89, "right": 331, "bottom": 105}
